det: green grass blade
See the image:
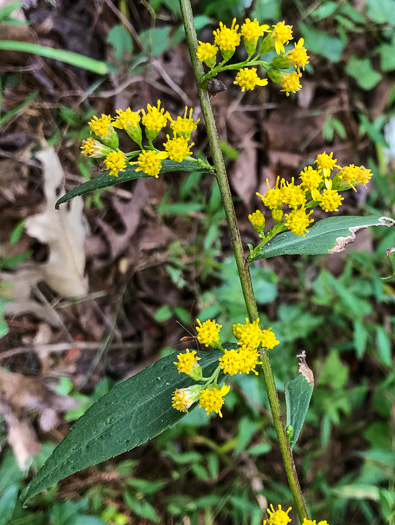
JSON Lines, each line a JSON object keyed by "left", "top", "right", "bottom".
{"left": 0, "top": 41, "right": 108, "bottom": 74}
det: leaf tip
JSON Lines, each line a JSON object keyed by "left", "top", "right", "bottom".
{"left": 329, "top": 216, "right": 395, "bottom": 254}
{"left": 296, "top": 351, "right": 314, "bottom": 386}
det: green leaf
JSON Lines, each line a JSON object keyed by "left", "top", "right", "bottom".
{"left": 345, "top": 56, "right": 382, "bottom": 90}
{"left": 311, "top": 2, "right": 338, "bottom": 20}
{"left": 299, "top": 24, "right": 345, "bottom": 62}
{"left": 55, "top": 159, "right": 209, "bottom": 209}
{"left": 248, "top": 216, "right": 394, "bottom": 262}
{"left": 20, "top": 350, "right": 223, "bottom": 505}
{"left": 139, "top": 26, "right": 171, "bottom": 57}
{"left": 375, "top": 326, "right": 391, "bottom": 366}
{"left": 378, "top": 37, "right": 395, "bottom": 72}
{"left": 107, "top": 25, "right": 133, "bottom": 62}
{"left": 285, "top": 375, "right": 313, "bottom": 448}
{"left": 366, "top": 0, "right": 395, "bottom": 25}
{"left": 382, "top": 247, "right": 395, "bottom": 282}
{"left": 0, "top": 485, "right": 18, "bottom": 524}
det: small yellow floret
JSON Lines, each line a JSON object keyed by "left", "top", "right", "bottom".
{"left": 237, "top": 348, "right": 262, "bottom": 375}
{"left": 104, "top": 151, "right": 126, "bottom": 177}
{"left": 285, "top": 207, "right": 314, "bottom": 237}
{"left": 171, "top": 106, "right": 199, "bottom": 137}
{"left": 241, "top": 18, "right": 270, "bottom": 42}
{"left": 272, "top": 21, "right": 293, "bottom": 54}
{"left": 238, "top": 318, "right": 263, "bottom": 351}
{"left": 196, "top": 318, "right": 222, "bottom": 348}
{"left": 89, "top": 114, "right": 112, "bottom": 138}
{"left": 213, "top": 18, "right": 241, "bottom": 52}
{"left": 287, "top": 38, "right": 309, "bottom": 71}
{"left": 81, "top": 138, "right": 110, "bottom": 158}
{"left": 319, "top": 180, "right": 343, "bottom": 212}
{"left": 174, "top": 349, "right": 200, "bottom": 375}
{"left": 172, "top": 388, "right": 195, "bottom": 413}
{"left": 299, "top": 166, "right": 322, "bottom": 190}
{"left": 281, "top": 178, "right": 306, "bottom": 209}
{"left": 133, "top": 150, "right": 167, "bottom": 178}
{"left": 272, "top": 208, "right": 284, "bottom": 223}
{"left": 261, "top": 328, "right": 280, "bottom": 349}
{"left": 257, "top": 177, "right": 283, "bottom": 209}
{"left": 337, "top": 164, "right": 372, "bottom": 190}
{"left": 163, "top": 135, "right": 194, "bottom": 162}
{"left": 197, "top": 41, "right": 218, "bottom": 62}
{"left": 141, "top": 100, "right": 170, "bottom": 131}
{"left": 113, "top": 108, "right": 140, "bottom": 129}
{"left": 263, "top": 504, "right": 292, "bottom": 525}
{"left": 315, "top": 152, "right": 337, "bottom": 177}
{"left": 219, "top": 349, "right": 242, "bottom": 376}
{"left": 234, "top": 68, "right": 268, "bottom": 92}
{"left": 281, "top": 72, "right": 302, "bottom": 96}
{"left": 249, "top": 209, "right": 265, "bottom": 230}
{"left": 199, "top": 384, "right": 230, "bottom": 417}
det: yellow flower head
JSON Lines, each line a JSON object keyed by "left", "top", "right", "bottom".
{"left": 272, "top": 21, "right": 293, "bottom": 54}
{"left": 196, "top": 318, "right": 222, "bottom": 348}
{"left": 81, "top": 138, "right": 113, "bottom": 158}
{"left": 281, "top": 71, "right": 302, "bottom": 96}
{"left": 285, "top": 207, "right": 314, "bottom": 237}
{"left": 113, "top": 108, "right": 141, "bottom": 129}
{"left": 213, "top": 18, "right": 241, "bottom": 52}
{"left": 237, "top": 318, "right": 263, "bottom": 351}
{"left": 249, "top": 209, "right": 265, "bottom": 231}
{"left": 164, "top": 135, "right": 193, "bottom": 162}
{"left": 171, "top": 106, "right": 200, "bottom": 137}
{"left": 261, "top": 327, "right": 280, "bottom": 349}
{"left": 241, "top": 18, "right": 270, "bottom": 43}
{"left": 272, "top": 208, "right": 284, "bottom": 223}
{"left": 234, "top": 68, "right": 268, "bottom": 92}
{"left": 141, "top": 100, "right": 170, "bottom": 132}
{"left": 299, "top": 166, "right": 322, "bottom": 191}
{"left": 238, "top": 348, "right": 262, "bottom": 375}
{"left": 315, "top": 152, "right": 337, "bottom": 177}
{"left": 89, "top": 114, "right": 113, "bottom": 138}
{"left": 281, "top": 178, "right": 306, "bottom": 209}
{"left": 219, "top": 348, "right": 242, "bottom": 376}
{"left": 197, "top": 41, "right": 218, "bottom": 63}
{"left": 302, "top": 518, "right": 329, "bottom": 525}
{"left": 263, "top": 504, "right": 292, "bottom": 525}
{"left": 287, "top": 38, "right": 309, "bottom": 71}
{"left": 172, "top": 387, "right": 199, "bottom": 413}
{"left": 337, "top": 164, "right": 372, "bottom": 190}
{"left": 133, "top": 149, "right": 167, "bottom": 178}
{"left": 174, "top": 349, "right": 200, "bottom": 375}
{"left": 199, "top": 384, "right": 230, "bottom": 417}
{"left": 232, "top": 323, "right": 244, "bottom": 340}
{"left": 319, "top": 179, "right": 344, "bottom": 212}
{"left": 104, "top": 150, "right": 127, "bottom": 177}
{"left": 257, "top": 177, "right": 283, "bottom": 209}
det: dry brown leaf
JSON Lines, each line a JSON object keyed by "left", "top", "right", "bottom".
{"left": 25, "top": 147, "right": 88, "bottom": 297}
{"left": 0, "top": 367, "right": 80, "bottom": 468}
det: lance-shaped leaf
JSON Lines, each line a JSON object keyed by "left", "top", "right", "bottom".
{"left": 285, "top": 375, "right": 314, "bottom": 448}
{"left": 248, "top": 215, "right": 395, "bottom": 262}
{"left": 55, "top": 159, "right": 210, "bottom": 209}
{"left": 21, "top": 350, "right": 223, "bottom": 505}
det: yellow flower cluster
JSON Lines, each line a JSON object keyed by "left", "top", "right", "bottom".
{"left": 197, "top": 18, "right": 309, "bottom": 96}
{"left": 81, "top": 101, "right": 199, "bottom": 178}
{"left": 250, "top": 151, "right": 372, "bottom": 238}
{"left": 263, "top": 504, "right": 330, "bottom": 525}
{"left": 172, "top": 317, "right": 279, "bottom": 418}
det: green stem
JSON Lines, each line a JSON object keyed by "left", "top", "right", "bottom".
{"left": 179, "top": 1, "right": 308, "bottom": 522}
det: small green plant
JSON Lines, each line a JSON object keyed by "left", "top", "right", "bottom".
{"left": 17, "top": 3, "right": 394, "bottom": 524}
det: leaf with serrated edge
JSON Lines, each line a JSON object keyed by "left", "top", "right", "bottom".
{"left": 21, "top": 350, "right": 223, "bottom": 505}
{"left": 55, "top": 159, "right": 209, "bottom": 209}
{"left": 248, "top": 216, "right": 395, "bottom": 262}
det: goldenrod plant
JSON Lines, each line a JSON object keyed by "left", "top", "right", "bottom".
{"left": 20, "top": 3, "right": 395, "bottom": 524}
